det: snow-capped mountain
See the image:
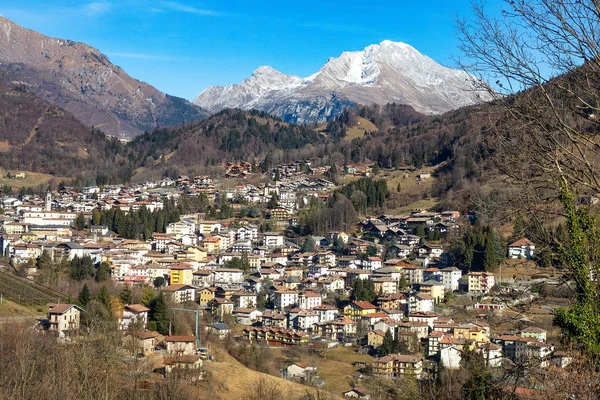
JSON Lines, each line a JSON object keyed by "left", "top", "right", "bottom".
{"left": 193, "top": 40, "right": 491, "bottom": 123}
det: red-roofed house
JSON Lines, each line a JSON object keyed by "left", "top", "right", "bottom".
{"left": 119, "top": 304, "right": 150, "bottom": 330}
{"left": 508, "top": 238, "right": 535, "bottom": 259}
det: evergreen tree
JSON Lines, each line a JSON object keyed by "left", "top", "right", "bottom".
{"left": 96, "top": 261, "right": 111, "bottom": 282}
{"left": 267, "top": 193, "right": 279, "bottom": 209}
{"left": 141, "top": 287, "right": 156, "bottom": 307}
{"left": 150, "top": 292, "right": 170, "bottom": 335}
{"left": 70, "top": 256, "right": 95, "bottom": 281}
{"left": 301, "top": 236, "right": 316, "bottom": 253}
{"left": 381, "top": 330, "right": 394, "bottom": 356}
{"left": 240, "top": 252, "right": 251, "bottom": 273}
{"left": 75, "top": 213, "right": 86, "bottom": 231}
{"left": 92, "top": 208, "right": 102, "bottom": 226}
{"left": 399, "top": 276, "right": 408, "bottom": 291}
{"left": 365, "top": 279, "right": 376, "bottom": 301}
{"left": 77, "top": 284, "right": 90, "bottom": 307}
{"left": 119, "top": 285, "right": 133, "bottom": 305}
{"left": 97, "top": 285, "right": 112, "bottom": 312}
{"left": 483, "top": 237, "right": 498, "bottom": 272}
{"left": 333, "top": 237, "right": 346, "bottom": 254}
{"left": 153, "top": 276, "right": 165, "bottom": 288}
{"left": 416, "top": 225, "right": 426, "bottom": 238}
{"left": 366, "top": 245, "right": 377, "bottom": 257}
{"left": 36, "top": 250, "right": 52, "bottom": 270}
{"left": 351, "top": 278, "right": 364, "bottom": 301}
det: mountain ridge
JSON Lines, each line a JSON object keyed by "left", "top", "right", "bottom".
{"left": 193, "top": 40, "right": 491, "bottom": 123}
{"left": 0, "top": 16, "right": 209, "bottom": 138}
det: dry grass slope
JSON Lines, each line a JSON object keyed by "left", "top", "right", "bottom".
{"left": 206, "top": 345, "right": 325, "bottom": 400}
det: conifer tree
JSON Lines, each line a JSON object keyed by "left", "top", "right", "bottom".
{"left": 381, "top": 330, "right": 394, "bottom": 356}
{"left": 301, "top": 236, "right": 316, "bottom": 253}
{"left": 96, "top": 261, "right": 111, "bottom": 282}
{"left": 77, "top": 284, "right": 90, "bottom": 307}
{"left": 97, "top": 285, "right": 112, "bottom": 312}
{"left": 74, "top": 213, "right": 86, "bottom": 231}
{"left": 141, "top": 287, "right": 156, "bottom": 307}
{"left": 119, "top": 285, "right": 133, "bottom": 305}
{"left": 92, "top": 208, "right": 102, "bottom": 226}
{"left": 36, "top": 250, "right": 52, "bottom": 270}
{"left": 151, "top": 292, "right": 170, "bottom": 335}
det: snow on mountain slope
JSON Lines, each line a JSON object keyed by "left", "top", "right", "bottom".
{"left": 193, "top": 40, "right": 491, "bottom": 123}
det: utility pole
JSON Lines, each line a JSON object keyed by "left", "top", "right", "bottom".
{"left": 171, "top": 307, "right": 202, "bottom": 351}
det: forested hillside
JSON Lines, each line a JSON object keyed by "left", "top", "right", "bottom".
{"left": 0, "top": 84, "right": 129, "bottom": 179}
{"left": 0, "top": 79, "right": 499, "bottom": 203}
{"left": 126, "top": 109, "right": 324, "bottom": 179}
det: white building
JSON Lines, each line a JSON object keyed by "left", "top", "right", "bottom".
{"left": 313, "top": 304, "right": 339, "bottom": 322}
{"left": 298, "top": 291, "right": 322, "bottom": 310}
{"left": 213, "top": 268, "right": 244, "bottom": 283}
{"left": 508, "top": 238, "right": 535, "bottom": 259}
{"left": 467, "top": 272, "right": 495, "bottom": 293}
{"left": 237, "top": 225, "right": 258, "bottom": 241}
{"left": 119, "top": 304, "right": 150, "bottom": 330}
{"left": 263, "top": 232, "right": 285, "bottom": 248}
{"left": 162, "top": 284, "right": 196, "bottom": 303}
{"left": 439, "top": 267, "right": 462, "bottom": 292}
{"left": 273, "top": 288, "right": 299, "bottom": 310}
{"left": 47, "top": 304, "right": 83, "bottom": 337}
{"left": 232, "top": 308, "right": 263, "bottom": 325}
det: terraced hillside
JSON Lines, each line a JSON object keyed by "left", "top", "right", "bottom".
{"left": 0, "top": 268, "right": 65, "bottom": 305}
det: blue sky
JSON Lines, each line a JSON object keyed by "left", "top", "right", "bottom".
{"left": 0, "top": 0, "right": 503, "bottom": 100}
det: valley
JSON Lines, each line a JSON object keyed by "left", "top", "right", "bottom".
{"left": 0, "top": 2, "right": 597, "bottom": 399}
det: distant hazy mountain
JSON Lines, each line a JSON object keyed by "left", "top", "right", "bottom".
{"left": 194, "top": 40, "right": 491, "bottom": 123}
{"left": 0, "top": 16, "right": 209, "bottom": 137}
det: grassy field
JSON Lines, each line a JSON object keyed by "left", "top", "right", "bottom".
{"left": 0, "top": 269, "right": 65, "bottom": 306}
{"left": 270, "top": 345, "right": 374, "bottom": 395}
{"left": 344, "top": 117, "right": 378, "bottom": 142}
{"left": 339, "top": 164, "right": 441, "bottom": 213}
{"left": 204, "top": 344, "right": 323, "bottom": 399}
{"left": 499, "top": 259, "right": 563, "bottom": 279}
{"left": 0, "top": 168, "right": 67, "bottom": 188}
{"left": 315, "top": 117, "right": 378, "bottom": 142}
{"left": 0, "top": 299, "right": 45, "bottom": 318}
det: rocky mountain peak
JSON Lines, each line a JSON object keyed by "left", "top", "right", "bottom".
{"left": 193, "top": 41, "right": 491, "bottom": 123}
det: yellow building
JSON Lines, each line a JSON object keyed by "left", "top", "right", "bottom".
{"left": 419, "top": 280, "right": 446, "bottom": 303}
{"left": 199, "top": 287, "right": 218, "bottom": 306}
{"left": 247, "top": 255, "right": 264, "bottom": 270}
{"left": 453, "top": 323, "right": 489, "bottom": 343}
{"left": 368, "top": 329, "right": 386, "bottom": 347}
{"left": 343, "top": 300, "right": 378, "bottom": 321}
{"left": 201, "top": 237, "right": 220, "bottom": 253}
{"left": 373, "top": 278, "right": 398, "bottom": 295}
{"left": 169, "top": 264, "right": 193, "bottom": 285}
{"left": 185, "top": 246, "right": 208, "bottom": 261}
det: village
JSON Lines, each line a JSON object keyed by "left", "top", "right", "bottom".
{"left": 0, "top": 164, "right": 571, "bottom": 398}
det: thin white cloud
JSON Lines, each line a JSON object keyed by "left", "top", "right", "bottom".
{"left": 160, "top": 1, "right": 224, "bottom": 16}
{"left": 82, "top": 1, "right": 112, "bottom": 17}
